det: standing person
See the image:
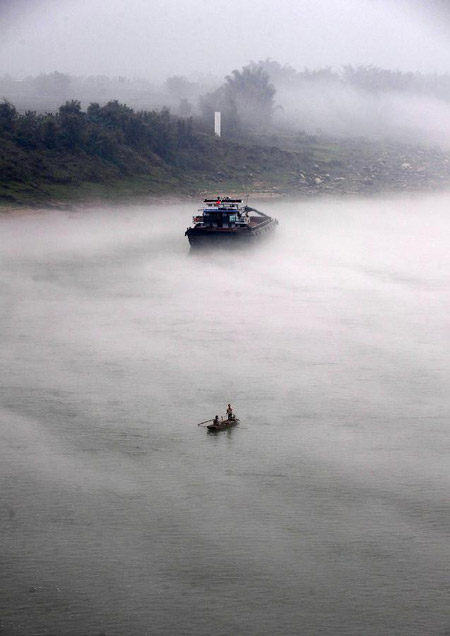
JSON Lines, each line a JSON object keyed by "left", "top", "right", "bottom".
{"left": 226, "top": 404, "right": 233, "bottom": 420}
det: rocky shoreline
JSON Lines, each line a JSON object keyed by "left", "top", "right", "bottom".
{"left": 193, "top": 137, "right": 450, "bottom": 198}
{"left": 290, "top": 139, "right": 450, "bottom": 196}
{"left": 2, "top": 136, "right": 450, "bottom": 213}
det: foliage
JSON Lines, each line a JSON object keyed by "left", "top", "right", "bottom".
{"left": 0, "top": 95, "right": 314, "bottom": 206}
{"left": 15, "top": 110, "right": 41, "bottom": 148}
{"left": 226, "top": 65, "right": 276, "bottom": 129}
{"left": 340, "top": 65, "right": 450, "bottom": 98}
{"left": 199, "top": 63, "right": 276, "bottom": 136}
{"left": 0, "top": 98, "right": 199, "bottom": 163}
{"left": 33, "top": 71, "right": 71, "bottom": 96}
{"left": 58, "top": 100, "right": 84, "bottom": 149}
{"left": 199, "top": 85, "right": 239, "bottom": 137}
{"left": 246, "top": 60, "right": 450, "bottom": 101}
{"left": 0, "top": 100, "right": 17, "bottom": 133}
{"left": 0, "top": 98, "right": 208, "bottom": 201}
{"left": 165, "top": 75, "right": 194, "bottom": 99}
{"left": 178, "top": 98, "right": 192, "bottom": 117}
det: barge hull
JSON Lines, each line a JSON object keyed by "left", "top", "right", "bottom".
{"left": 186, "top": 217, "right": 278, "bottom": 249}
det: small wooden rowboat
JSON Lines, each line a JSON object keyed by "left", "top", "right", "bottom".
{"left": 207, "top": 418, "right": 240, "bottom": 431}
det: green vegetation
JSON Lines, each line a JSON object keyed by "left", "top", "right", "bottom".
{"left": 200, "top": 64, "right": 276, "bottom": 135}
{"left": 246, "top": 60, "right": 450, "bottom": 100}
{"left": 0, "top": 96, "right": 309, "bottom": 207}
{"left": 2, "top": 58, "right": 450, "bottom": 209}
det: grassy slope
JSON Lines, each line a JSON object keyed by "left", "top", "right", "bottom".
{"left": 2, "top": 130, "right": 450, "bottom": 209}
{"left": 0, "top": 132, "right": 306, "bottom": 207}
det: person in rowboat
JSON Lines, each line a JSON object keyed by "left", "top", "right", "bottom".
{"left": 226, "top": 404, "right": 233, "bottom": 421}
{"left": 213, "top": 415, "right": 220, "bottom": 425}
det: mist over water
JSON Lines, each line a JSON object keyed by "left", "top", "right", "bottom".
{"left": 1, "top": 196, "right": 450, "bottom": 635}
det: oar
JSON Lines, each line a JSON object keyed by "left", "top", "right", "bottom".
{"left": 197, "top": 418, "right": 214, "bottom": 426}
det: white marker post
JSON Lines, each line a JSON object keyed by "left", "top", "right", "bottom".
{"left": 214, "top": 111, "right": 221, "bottom": 137}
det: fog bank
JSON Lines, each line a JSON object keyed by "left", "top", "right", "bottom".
{"left": 274, "top": 82, "right": 450, "bottom": 147}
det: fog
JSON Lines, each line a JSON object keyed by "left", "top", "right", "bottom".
{"left": 1, "top": 197, "right": 450, "bottom": 634}
{"left": 1, "top": 0, "right": 450, "bottom": 79}
{"left": 2, "top": 0, "right": 450, "bottom": 629}
{"left": 3, "top": 0, "right": 450, "bottom": 150}
{"left": 275, "top": 81, "right": 450, "bottom": 147}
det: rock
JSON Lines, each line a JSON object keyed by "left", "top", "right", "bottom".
{"left": 314, "top": 177, "right": 323, "bottom": 185}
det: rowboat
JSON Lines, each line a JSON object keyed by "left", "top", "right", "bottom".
{"left": 207, "top": 418, "right": 240, "bottom": 431}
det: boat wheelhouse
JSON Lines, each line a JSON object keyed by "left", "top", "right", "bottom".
{"left": 185, "top": 197, "right": 278, "bottom": 248}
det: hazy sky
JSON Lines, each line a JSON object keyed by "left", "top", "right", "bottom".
{"left": 1, "top": 0, "right": 450, "bottom": 80}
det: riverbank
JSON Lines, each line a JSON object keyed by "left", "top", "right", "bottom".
{"left": 2, "top": 130, "right": 450, "bottom": 212}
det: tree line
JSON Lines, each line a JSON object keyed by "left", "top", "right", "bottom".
{"left": 0, "top": 63, "right": 278, "bottom": 163}
{"left": 253, "top": 60, "right": 450, "bottom": 99}
{"left": 4, "top": 58, "right": 448, "bottom": 163}
{"left": 4, "top": 63, "right": 450, "bottom": 102}
{"left": 0, "top": 98, "right": 200, "bottom": 166}
{"left": 5, "top": 60, "right": 450, "bottom": 151}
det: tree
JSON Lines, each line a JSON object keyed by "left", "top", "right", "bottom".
{"left": 40, "top": 116, "right": 58, "bottom": 149}
{"left": 165, "top": 75, "right": 194, "bottom": 99}
{"left": 34, "top": 71, "right": 71, "bottom": 96}
{"left": 225, "top": 64, "right": 276, "bottom": 129}
{"left": 199, "top": 63, "right": 276, "bottom": 136}
{"left": 0, "top": 100, "right": 17, "bottom": 133}
{"left": 15, "top": 111, "right": 41, "bottom": 148}
{"left": 178, "top": 98, "right": 192, "bottom": 118}
{"left": 58, "top": 100, "right": 84, "bottom": 149}
{"left": 251, "top": 59, "right": 298, "bottom": 85}
{"left": 199, "top": 85, "right": 239, "bottom": 137}
{"left": 86, "top": 102, "right": 102, "bottom": 124}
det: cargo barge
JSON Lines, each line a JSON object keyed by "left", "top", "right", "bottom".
{"left": 185, "top": 197, "right": 278, "bottom": 248}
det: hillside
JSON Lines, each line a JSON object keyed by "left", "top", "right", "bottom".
{"left": 1, "top": 98, "right": 450, "bottom": 209}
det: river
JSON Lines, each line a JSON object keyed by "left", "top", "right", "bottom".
{"left": 1, "top": 195, "right": 449, "bottom": 635}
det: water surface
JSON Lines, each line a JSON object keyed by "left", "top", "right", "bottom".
{"left": 1, "top": 195, "right": 450, "bottom": 635}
